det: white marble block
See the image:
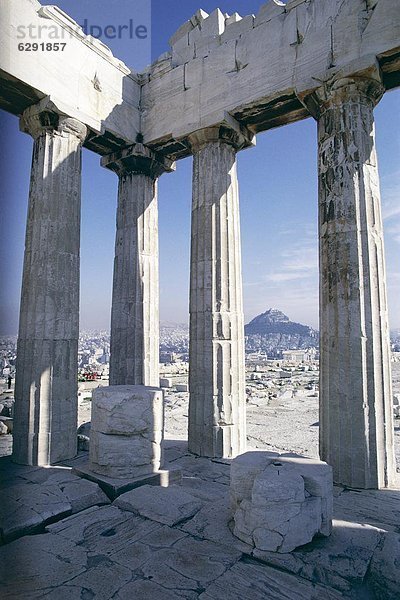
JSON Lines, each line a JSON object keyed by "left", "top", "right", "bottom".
{"left": 89, "top": 385, "right": 164, "bottom": 479}
{"left": 231, "top": 451, "right": 333, "bottom": 553}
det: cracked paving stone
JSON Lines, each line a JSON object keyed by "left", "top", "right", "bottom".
{"left": 367, "top": 531, "right": 400, "bottom": 600}
{"left": 138, "top": 536, "right": 242, "bottom": 591}
{"left": 0, "top": 532, "right": 87, "bottom": 598}
{"left": 0, "top": 471, "right": 109, "bottom": 543}
{"left": 0, "top": 484, "right": 71, "bottom": 543}
{"left": 114, "top": 578, "right": 198, "bottom": 600}
{"left": 112, "top": 526, "right": 190, "bottom": 573}
{"left": 40, "top": 559, "right": 132, "bottom": 600}
{"left": 199, "top": 558, "right": 346, "bottom": 600}
{"left": 181, "top": 477, "right": 229, "bottom": 503}
{"left": 47, "top": 505, "right": 162, "bottom": 556}
{"left": 170, "top": 456, "right": 231, "bottom": 483}
{"left": 113, "top": 485, "right": 203, "bottom": 526}
{"left": 180, "top": 500, "right": 251, "bottom": 553}
{"left": 253, "top": 519, "right": 383, "bottom": 592}
{"left": 333, "top": 489, "right": 400, "bottom": 533}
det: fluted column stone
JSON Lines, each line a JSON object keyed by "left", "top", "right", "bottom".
{"left": 13, "top": 102, "right": 87, "bottom": 466}
{"left": 311, "top": 74, "right": 396, "bottom": 489}
{"left": 102, "top": 144, "right": 174, "bottom": 388}
{"left": 188, "top": 119, "right": 254, "bottom": 458}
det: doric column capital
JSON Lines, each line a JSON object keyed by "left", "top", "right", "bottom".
{"left": 101, "top": 143, "right": 176, "bottom": 179}
{"left": 20, "top": 101, "right": 87, "bottom": 142}
{"left": 298, "top": 72, "right": 384, "bottom": 120}
{"left": 186, "top": 113, "right": 255, "bottom": 153}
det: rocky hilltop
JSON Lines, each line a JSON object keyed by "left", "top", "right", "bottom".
{"left": 245, "top": 309, "right": 318, "bottom": 355}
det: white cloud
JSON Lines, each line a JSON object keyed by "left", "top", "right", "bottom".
{"left": 381, "top": 172, "right": 400, "bottom": 245}
{"left": 264, "top": 235, "right": 318, "bottom": 283}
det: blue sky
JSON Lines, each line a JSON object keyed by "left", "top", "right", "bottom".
{"left": 0, "top": 0, "right": 399, "bottom": 334}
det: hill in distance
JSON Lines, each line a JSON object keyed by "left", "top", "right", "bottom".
{"left": 245, "top": 309, "right": 318, "bottom": 355}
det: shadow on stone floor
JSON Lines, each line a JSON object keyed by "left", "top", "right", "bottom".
{"left": 0, "top": 454, "right": 110, "bottom": 544}
{"left": 0, "top": 442, "right": 399, "bottom": 598}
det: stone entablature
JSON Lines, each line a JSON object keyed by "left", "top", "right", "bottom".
{"left": 1, "top": 0, "right": 399, "bottom": 155}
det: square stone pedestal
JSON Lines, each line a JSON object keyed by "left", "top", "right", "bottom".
{"left": 73, "top": 462, "right": 182, "bottom": 501}
{"left": 90, "top": 385, "right": 164, "bottom": 479}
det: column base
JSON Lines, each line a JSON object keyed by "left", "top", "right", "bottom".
{"left": 12, "top": 430, "right": 77, "bottom": 467}
{"left": 188, "top": 424, "right": 245, "bottom": 459}
{"left": 73, "top": 462, "right": 182, "bottom": 501}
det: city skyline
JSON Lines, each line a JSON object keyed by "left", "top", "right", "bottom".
{"left": 1, "top": 0, "right": 399, "bottom": 335}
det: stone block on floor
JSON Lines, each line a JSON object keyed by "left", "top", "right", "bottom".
{"left": 113, "top": 484, "right": 203, "bottom": 526}
{"left": 231, "top": 451, "right": 333, "bottom": 553}
{"left": 89, "top": 385, "right": 164, "bottom": 479}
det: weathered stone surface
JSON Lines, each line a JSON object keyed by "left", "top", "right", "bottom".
{"left": 173, "top": 455, "right": 231, "bottom": 484}
{"left": 230, "top": 451, "right": 280, "bottom": 508}
{"left": 91, "top": 386, "right": 164, "bottom": 435}
{"left": 12, "top": 103, "right": 87, "bottom": 467}
{"left": 333, "top": 488, "right": 400, "bottom": 532}
{"left": 199, "top": 558, "right": 345, "bottom": 600}
{"left": 47, "top": 505, "right": 161, "bottom": 552}
{"left": 89, "top": 385, "right": 164, "bottom": 479}
{"left": 280, "top": 454, "right": 333, "bottom": 535}
{"left": 254, "top": 1, "right": 286, "bottom": 27}
{"left": 188, "top": 126, "right": 250, "bottom": 459}
{"left": 141, "top": 0, "right": 400, "bottom": 152}
{"left": 140, "top": 536, "right": 242, "bottom": 590}
{"left": 0, "top": 1, "right": 141, "bottom": 151}
{"left": 114, "top": 485, "right": 203, "bottom": 526}
{"left": 102, "top": 147, "right": 174, "bottom": 388}
{"left": 368, "top": 532, "right": 400, "bottom": 599}
{"left": 180, "top": 499, "right": 251, "bottom": 553}
{"left": 114, "top": 580, "right": 187, "bottom": 600}
{"left": 0, "top": 533, "right": 88, "bottom": 597}
{"left": 254, "top": 520, "right": 383, "bottom": 593}
{"left": 181, "top": 476, "right": 229, "bottom": 503}
{"left": 221, "top": 14, "right": 255, "bottom": 43}
{"left": 231, "top": 451, "right": 333, "bottom": 552}
{"left": 0, "top": 449, "right": 397, "bottom": 599}
{"left": 315, "top": 74, "right": 396, "bottom": 489}
{"left": 41, "top": 561, "right": 133, "bottom": 600}
{"left": 0, "top": 469, "right": 109, "bottom": 543}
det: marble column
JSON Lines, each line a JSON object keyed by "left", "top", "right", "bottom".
{"left": 314, "top": 75, "right": 396, "bottom": 488}
{"left": 102, "top": 144, "right": 175, "bottom": 388}
{"left": 13, "top": 103, "right": 87, "bottom": 466}
{"left": 188, "top": 120, "right": 254, "bottom": 458}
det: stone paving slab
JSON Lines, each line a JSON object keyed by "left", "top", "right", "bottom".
{"left": 368, "top": 531, "right": 400, "bottom": 600}
{"left": 199, "top": 557, "right": 346, "bottom": 600}
{"left": 181, "top": 476, "right": 229, "bottom": 503}
{"left": 0, "top": 505, "right": 243, "bottom": 599}
{"left": 138, "top": 536, "right": 242, "bottom": 592}
{"left": 253, "top": 519, "right": 383, "bottom": 593}
{"left": 114, "top": 579, "right": 195, "bottom": 599}
{"left": 0, "top": 530, "right": 88, "bottom": 599}
{"left": 114, "top": 484, "right": 203, "bottom": 526}
{"left": 1, "top": 448, "right": 399, "bottom": 598}
{"left": 180, "top": 499, "right": 251, "bottom": 554}
{"left": 0, "top": 459, "right": 109, "bottom": 544}
{"left": 167, "top": 455, "right": 231, "bottom": 485}
{"left": 333, "top": 488, "right": 400, "bottom": 533}
{"left": 47, "top": 505, "right": 162, "bottom": 554}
